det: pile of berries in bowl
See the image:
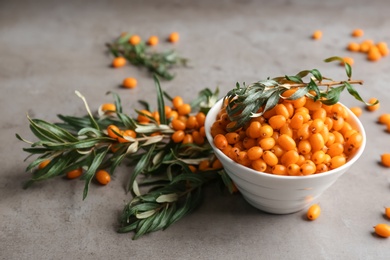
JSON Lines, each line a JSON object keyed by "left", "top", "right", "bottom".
{"left": 205, "top": 82, "right": 366, "bottom": 214}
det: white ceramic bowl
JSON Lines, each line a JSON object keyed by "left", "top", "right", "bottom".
{"left": 205, "top": 99, "right": 366, "bottom": 214}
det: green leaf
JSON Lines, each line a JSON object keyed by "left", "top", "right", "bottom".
{"left": 153, "top": 75, "right": 167, "bottom": 125}
{"left": 127, "top": 144, "right": 156, "bottom": 191}
{"left": 310, "top": 69, "right": 323, "bottom": 82}
{"left": 345, "top": 81, "right": 374, "bottom": 105}
{"left": 285, "top": 75, "right": 303, "bottom": 84}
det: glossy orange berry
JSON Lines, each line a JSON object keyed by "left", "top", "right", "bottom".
{"left": 252, "top": 158, "right": 267, "bottom": 172}
{"left": 101, "top": 103, "right": 116, "bottom": 113}
{"left": 96, "top": 170, "right": 111, "bottom": 185}
{"left": 147, "top": 35, "right": 159, "bottom": 46}
{"left": 107, "top": 125, "right": 121, "bottom": 139}
{"left": 290, "top": 113, "right": 304, "bottom": 129}
{"left": 172, "top": 96, "right": 184, "bottom": 109}
{"left": 316, "top": 163, "right": 328, "bottom": 173}
{"left": 327, "top": 143, "right": 344, "bottom": 157}
{"left": 122, "top": 77, "right": 137, "bottom": 89}
{"left": 137, "top": 110, "right": 153, "bottom": 123}
{"left": 360, "top": 40, "right": 372, "bottom": 53}
{"left": 269, "top": 115, "right": 286, "bottom": 130}
{"left": 351, "top": 28, "right": 364, "bottom": 37}
{"left": 307, "top": 204, "right": 321, "bottom": 220}
{"left": 312, "top": 150, "right": 326, "bottom": 165}
{"left": 377, "top": 41, "right": 389, "bottom": 56}
{"left": 129, "top": 34, "right": 141, "bottom": 45}
{"left": 38, "top": 159, "right": 51, "bottom": 169}
{"left": 172, "top": 130, "right": 185, "bottom": 143}
{"left": 196, "top": 112, "right": 206, "bottom": 127}
{"left": 281, "top": 150, "right": 299, "bottom": 166}
{"left": 297, "top": 123, "right": 310, "bottom": 140}
{"left": 275, "top": 104, "right": 290, "bottom": 119}
{"left": 171, "top": 119, "right": 186, "bottom": 131}
{"left": 243, "top": 137, "right": 257, "bottom": 149}
{"left": 298, "top": 140, "right": 311, "bottom": 155}
{"left": 300, "top": 162, "right": 316, "bottom": 175}
{"left": 168, "top": 32, "right": 180, "bottom": 43}
{"left": 259, "top": 137, "right": 276, "bottom": 150}
{"left": 278, "top": 134, "right": 296, "bottom": 151}
{"left": 237, "top": 151, "right": 251, "bottom": 167}
{"left": 198, "top": 160, "right": 211, "bottom": 171}
{"left": 310, "top": 133, "right": 325, "bottom": 152}
{"left": 118, "top": 129, "right": 137, "bottom": 143}
{"left": 112, "top": 56, "right": 126, "bottom": 68}
{"left": 186, "top": 116, "right": 198, "bottom": 129}
{"left": 247, "top": 146, "right": 263, "bottom": 161}
{"left": 192, "top": 131, "right": 205, "bottom": 145}
{"left": 305, "top": 98, "right": 322, "bottom": 111}
{"left": 312, "top": 30, "right": 322, "bottom": 40}
{"left": 262, "top": 151, "right": 278, "bottom": 166}
{"left": 347, "top": 42, "right": 360, "bottom": 52}
{"left": 182, "top": 134, "right": 193, "bottom": 144}
{"left": 272, "top": 164, "right": 287, "bottom": 175}
{"left": 177, "top": 104, "right": 191, "bottom": 116}
{"left": 381, "top": 154, "right": 390, "bottom": 167}
{"left": 312, "top": 108, "right": 327, "bottom": 121}
{"left": 378, "top": 114, "right": 390, "bottom": 124}
{"left": 212, "top": 159, "right": 223, "bottom": 169}
{"left": 329, "top": 155, "right": 346, "bottom": 169}
{"left": 259, "top": 124, "right": 274, "bottom": 138}
{"left": 287, "top": 164, "right": 301, "bottom": 176}
{"left": 374, "top": 223, "right": 390, "bottom": 238}
{"left": 350, "top": 107, "right": 362, "bottom": 117}
{"left": 247, "top": 121, "right": 261, "bottom": 139}
{"left": 66, "top": 168, "right": 83, "bottom": 179}
{"left": 340, "top": 56, "right": 354, "bottom": 66}
{"left": 310, "top": 119, "right": 325, "bottom": 134}
{"left": 385, "top": 207, "right": 390, "bottom": 219}
{"left": 367, "top": 46, "right": 382, "bottom": 62}
{"left": 225, "top": 132, "right": 240, "bottom": 145}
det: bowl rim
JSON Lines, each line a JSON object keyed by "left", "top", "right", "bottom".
{"left": 205, "top": 98, "right": 367, "bottom": 180}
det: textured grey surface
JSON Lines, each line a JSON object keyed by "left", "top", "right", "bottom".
{"left": 1, "top": 0, "right": 390, "bottom": 259}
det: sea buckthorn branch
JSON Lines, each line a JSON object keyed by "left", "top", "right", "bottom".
{"left": 224, "top": 56, "right": 373, "bottom": 132}
{"left": 106, "top": 34, "right": 188, "bottom": 80}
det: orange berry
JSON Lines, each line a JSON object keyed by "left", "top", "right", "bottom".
{"left": 172, "top": 130, "right": 185, "bottom": 143}
{"left": 147, "top": 35, "right": 159, "bottom": 46}
{"left": 262, "top": 151, "right": 278, "bottom": 167}
{"left": 38, "top": 159, "right": 51, "bottom": 169}
{"left": 214, "top": 134, "right": 228, "bottom": 150}
{"left": 168, "top": 32, "right": 180, "bottom": 43}
{"left": 340, "top": 56, "right": 354, "bottom": 66}
{"left": 385, "top": 207, "right": 390, "bottom": 219}
{"left": 307, "top": 204, "right": 321, "bottom": 220}
{"left": 377, "top": 41, "right": 389, "bottom": 56}
{"left": 351, "top": 28, "right": 364, "bottom": 37}
{"left": 198, "top": 160, "right": 210, "bottom": 171}
{"left": 367, "top": 46, "right": 382, "bottom": 61}
{"left": 252, "top": 159, "right": 267, "bottom": 172}
{"left": 347, "top": 42, "right": 360, "bottom": 52}
{"left": 366, "top": 98, "right": 379, "bottom": 111}
{"left": 171, "top": 119, "right": 186, "bottom": 131}
{"left": 137, "top": 110, "right": 153, "bottom": 123}
{"left": 66, "top": 168, "right": 83, "bottom": 179}
{"left": 312, "top": 30, "right": 322, "bottom": 40}
{"left": 177, "top": 104, "right": 191, "bottom": 116}
{"left": 101, "top": 103, "right": 116, "bottom": 113}
{"left": 107, "top": 125, "right": 121, "bottom": 139}
{"left": 360, "top": 40, "right": 373, "bottom": 53}
{"left": 122, "top": 77, "right": 137, "bottom": 89}
{"left": 129, "top": 34, "right": 141, "bottom": 45}
{"left": 349, "top": 107, "right": 362, "bottom": 117}
{"left": 374, "top": 223, "right": 390, "bottom": 238}
{"left": 182, "top": 134, "right": 193, "bottom": 144}
{"left": 118, "top": 129, "right": 136, "bottom": 143}
{"left": 96, "top": 170, "right": 111, "bottom": 185}
{"left": 172, "top": 96, "right": 184, "bottom": 109}
{"left": 112, "top": 56, "right": 126, "bottom": 68}
{"left": 378, "top": 114, "right": 390, "bottom": 124}
{"left": 381, "top": 154, "right": 390, "bottom": 167}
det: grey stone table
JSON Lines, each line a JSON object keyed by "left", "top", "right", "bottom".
{"left": 1, "top": 0, "right": 390, "bottom": 259}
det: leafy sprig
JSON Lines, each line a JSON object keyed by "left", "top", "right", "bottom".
{"left": 224, "top": 56, "right": 374, "bottom": 131}
{"left": 106, "top": 33, "right": 188, "bottom": 80}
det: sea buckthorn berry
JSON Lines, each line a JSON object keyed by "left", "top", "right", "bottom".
{"left": 269, "top": 115, "right": 286, "bottom": 130}
{"left": 107, "top": 125, "right": 121, "bottom": 139}
{"left": 199, "top": 126, "right": 206, "bottom": 137}
{"left": 186, "top": 116, "right": 198, "bottom": 129}
{"left": 198, "top": 160, "right": 211, "bottom": 171}
{"left": 66, "top": 168, "right": 83, "bottom": 179}
{"left": 332, "top": 117, "right": 345, "bottom": 131}
{"left": 272, "top": 164, "right": 287, "bottom": 175}
{"left": 310, "top": 119, "right": 325, "bottom": 134}
{"left": 332, "top": 131, "right": 345, "bottom": 144}
{"left": 262, "top": 107, "right": 276, "bottom": 119}
{"left": 366, "top": 98, "right": 380, "bottom": 112}
{"left": 381, "top": 154, "right": 390, "bottom": 167}
{"left": 252, "top": 159, "right": 267, "bottom": 172}
{"left": 271, "top": 144, "right": 284, "bottom": 158}
{"left": 192, "top": 131, "right": 205, "bottom": 145}
{"left": 177, "top": 103, "right": 191, "bottom": 115}
{"left": 310, "top": 133, "right": 325, "bottom": 152}
{"left": 172, "top": 96, "right": 184, "bottom": 109}
{"left": 96, "top": 170, "right": 111, "bottom": 185}
{"left": 118, "top": 129, "right": 137, "bottom": 143}
{"left": 237, "top": 151, "right": 251, "bottom": 167}
{"left": 225, "top": 132, "right": 240, "bottom": 144}
{"left": 284, "top": 102, "right": 294, "bottom": 118}
{"left": 243, "top": 137, "right": 257, "bottom": 149}
{"left": 326, "top": 132, "right": 335, "bottom": 147}
{"left": 167, "top": 110, "right": 179, "bottom": 121}
{"left": 182, "top": 134, "right": 194, "bottom": 144}
{"left": 385, "top": 208, "right": 390, "bottom": 219}
{"left": 345, "top": 132, "right": 363, "bottom": 153}
{"left": 300, "top": 162, "right": 316, "bottom": 175}
{"left": 347, "top": 42, "right": 360, "bottom": 52}
{"left": 327, "top": 143, "right": 344, "bottom": 157}
{"left": 316, "top": 163, "right": 328, "bottom": 173}
{"left": 101, "top": 103, "right": 116, "bottom": 113}
{"left": 312, "top": 150, "right": 326, "bottom": 165}
{"left": 259, "top": 137, "right": 276, "bottom": 150}
{"left": 340, "top": 57, "right": 354, "bottom": 66}
{"left": 196, "top": 112, "right": 206, "bottom": 127}
{"left": 137, "top": 110, "right": 153, "bottom": 124}
{"left": 38, "top": 159, "right": 51, "bottom": 169}
{"left": 263, "top": 151, "right": 278, "bottom": 166}
{"left": 275, "top": 104, "right": 290, "bottom": 119}
{"left": 147, "top": 35, "right": 159, "bottom": 46}
{"left": 247, "top": 146, "right": 263, "bottom": 161}
{"left": 112, "top": 56, "right": 126, "bottom": 68}
{"left": 324, "top": 117, "right": 333, "bottom": 130}
{"left": 350, "top": 107, "right": 362, "bottom": 117}
{"left": 352, "top": 28, "right": 364, "bottom": 37}
{"left": 329, "top": 155, "right": 346, "bottom": 169}
{"left": 278, "top": 134, "right": 296, "bottom": 151}
{"left": 172, "top": 130, "right": 185, "bottom": 143}
{"left": 188, "top": 165, "right": 197, "bottom": 173}
{"left": 168, "top": 32, "right": 180, "bottom": 43}
{"left": 212, "top": 159, "right": 223, "bottom": 169}
{"left": 280, "top": 124, "right": 293, "bottom": 137}
{"left": 281, "top": 150, "right": 299, "bottom": 166}
{"left": 305, "top": 98, "right": 322, "bottom": 111}
{"left": 210, "top": 121, "right": 226, "bottom": 137}
{"left": 378, "top": 114, "right": 390, "bottom": 124}
{"left": 307, "top": 204, "right": 321, "bottom": 220}
{"left": 367, "top": 46, "right": 381, "bottom": 62}
{"left": 297, "top": 123, "right": 310, "bottom": 140}
{"left": 377, "top": 41, "right": 389, "bottom": 56}
{"left": 129, "top": 34, "right": 141, "bottom": 45}
{"left": 312, "top": 30, "right": 322, "bottom": 40}
{"left": 228, "top": 147, "right": 240, "bottom": 161}
{"left": 291, "top": 96, "right": 306, "bottom": 109}
{"left": 296, "top": 155, "right": 306, "bottom": 166}
{"left": 312, "top": 108, "right": 327, "bottom": 121}
{"left": 259, "top": 124, "right": 273, "bottom": 138}
{"left": 171, "top": 119, "right": 186, "bottom": 131}
{"left": 290, "top": 114, "right": 304, "bottom": 129}
{"left": 287, "top": 164, "right": 301, "bottom": 176}
{"left": 234, "top": 141, "right": 245, "bottom": 151}
{"left": 374, "top": 223, "right": 390, "bottom": 238}
{"left": 298, "top": 140, "right": 311, "bottom": 155}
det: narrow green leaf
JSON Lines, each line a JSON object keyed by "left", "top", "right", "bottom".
{"left": 153, "top": 75, "right": 167, "bottom": 125}
{"left": 310, "top": 69, "right": 323, "bottom": 82}
{"left": 127, "top": 144, "right": 156, "bottom": 191}
{"left": 345, "top": 81, "right": 374, "bottom": 105}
